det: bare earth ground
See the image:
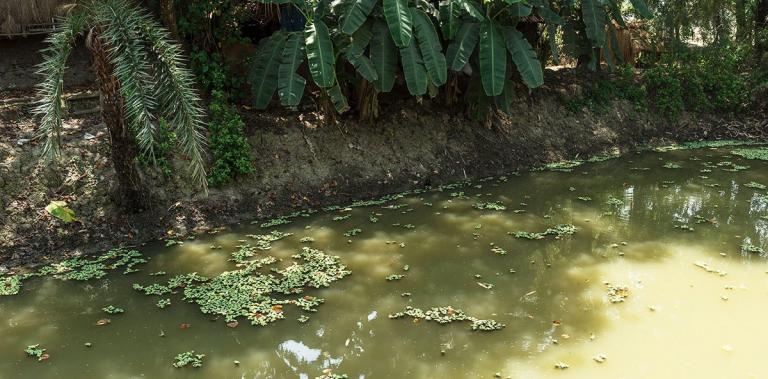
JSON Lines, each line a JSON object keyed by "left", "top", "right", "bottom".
{"left": 0, "top": 42, "right": 765, "bottom": 272}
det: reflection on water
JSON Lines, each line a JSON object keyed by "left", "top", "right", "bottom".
{"left": 2, "top": 147, "right": 768, "bottom": 378}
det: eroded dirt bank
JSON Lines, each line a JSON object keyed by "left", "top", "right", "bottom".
{"left": 1, "top": 70, "right": 765, "bottom": 270}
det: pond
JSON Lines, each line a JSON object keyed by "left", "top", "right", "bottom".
{"left": 2, "top": 144, "right": 768, "bottom": 378}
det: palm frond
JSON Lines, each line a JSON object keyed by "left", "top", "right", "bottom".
{"left": 32, "top": 8, "right": 88, "bottom": 160}
{"left": 94, "top": 0, "right": 158, "bottom": 159}
{"left": 132, "top": 6, "right": 209, "bottom": 191}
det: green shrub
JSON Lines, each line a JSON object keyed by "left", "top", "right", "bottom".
{"left": 207, "top": 90, "right": 253, "bottom": 186}
{"left": 643, "top": 66, "right": 684, "bottom": 119}
{"left": 138, "top": 118, "right": 177, "bottom": 178}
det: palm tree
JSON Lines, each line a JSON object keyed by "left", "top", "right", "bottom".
{"left": 34, "top": 0, "right": 207, "bottom": 210}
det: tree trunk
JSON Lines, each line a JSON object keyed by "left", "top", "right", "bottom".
{"left": 757, "top": 0, "right": 768, "bottom": 64}
{"left": 159, "top": 0, "right": 180, "bottom": 40}
{"left": 88, "top": 31, "right": 147, "bottom": 211}
{"left": 736, "top": 0, "right": 747, "bottom": 41}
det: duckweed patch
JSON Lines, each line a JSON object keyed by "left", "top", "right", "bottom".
{"left": 389, "top": 306, "right": 505, "bottom": 332}
{"left": 173, "top": 351, "right": 204, "bottom": 368}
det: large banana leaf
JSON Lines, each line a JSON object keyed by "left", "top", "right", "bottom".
{"left": 629, "top": 0, "right": 653, "bottom": 19}
{"left": 607, "top": 0, "right": 627, "bottom": 28}
{"left": 370, "top": 20, "right": 397, "bottom": 92}
{"left": 383, "top": 0, "right": 413, "bottom": 47}
{"left": 503, "top": 27, "right": 543, "bottom": 89}
{"left": 479, "top": 20, "right": 506, "bottom": 97}
{"left": 446, "top": 22, "right": 479, "bottom": 71}
{"left": 529, "top": 0, "right": 563, "bottom": 24}
{"left": 277, "top": 32, "right": 306, "bottom": 107}
{"left": 345, "top": 23, "right": 379, "bottom": 82}
{"left": 305, "top": 20, "right": 336, "bottom": 88}
{"left": 582, "top": 0, "right": 606, "bottom": 47}
{"left": 439, "top": 0, "right": 461, "bottom": 40}
{"left": 327, "top": 85, "right": 350, "bottom": 113}
{"left": 411, "top": 8, "right": 447, "bottom": 86}
{"left": 250, "top": 32, "right": 287, "bottom": 109}
{"left": 509, "top": 3, "right": 532, "bottom": 17}
{"left": 399, "top": 42, "right": 428, "bottom": 96}
{"left": 459, "top": 0, "right": 484, "bottom": 21}
{"left": 341, "top": 0, "right": 377, "bottom": 35}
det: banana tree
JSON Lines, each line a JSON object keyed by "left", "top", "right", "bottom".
{"left": 249, "top": 0, "right": 448, "bottom": 116}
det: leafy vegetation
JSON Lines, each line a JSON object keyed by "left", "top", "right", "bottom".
{"left": 173, "top": 351, "right": 205, "bottom": 368}
{"left": 389, "top": 305, "right": 505, "bottom": 331}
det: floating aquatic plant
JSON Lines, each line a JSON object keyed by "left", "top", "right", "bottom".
{"left": 386, "top": 274, "right": 405, "bottom": 281}
{"left": 389, "top": 306, "right": 505, "bottom": 332}
{"left": 473, "top": 202, "right": 507, "bottom": 211}
{"left": 300, "top": 237, "right": 315, "bottom": 243}
{"left": 744, "top": 182, "right": 767, "bottom": 190}
{"left": 0, "top": 276, "right": 22, "bottom": 296}
{"left": 662, "top": 162, "right": 682, "bottom": 169}
{"left": 741, "top": 243, "right": 765, "bottom": 254}
{"left": 490, "top": 245, "right": 507, "bottom": 255}
{"left": 477, "top": 282, "right": 494, "bottom": 290}
{"left": 102, "top": 305, "right": 125, "bottom": 314}
{"left": 1, "top": 248, "right": 146, "bottom": 297}
{"left": 173, "top": 351, "right": 205, "bottom": 368}
{"left": 606, "top": 196, "right": 625, "bottom": 207}
{"left": 732, "top": 147, "right": 768, "bottom": 160}
{"left": 157, "top": 299, "right": 171, "bottom": 309}
{"left": 332, "top": 215, "right": 351, "bottom": 221}
{"left": 316, "top": 373, "right": 348, "bottom": 379}
{"left": 694, "top": 261, "right": 727, "bottom": 276}
{"left": 136, "top": 247, "right": 349, "bottom": 327}
{"left": 259, "top": 217, "right": 292, "bottom": 228}
{"left": 577, "top": 196, "right": 592, "bottom": 202}
{"left": 343, "top": 228, "right": 362, "bottom": 237}
{"left": 511, "top": 224, "right": 577, "bottom": 240}
{"left": 25, "top": 344, "right": 48, "bottom": 361}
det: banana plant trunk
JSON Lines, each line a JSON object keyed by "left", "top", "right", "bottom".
{"left": 88, "top": 31, "right": 147, "bottom": 211}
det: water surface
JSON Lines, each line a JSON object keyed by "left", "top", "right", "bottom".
{"left": 2, "top": 147, "right": 768, "bottom": 378}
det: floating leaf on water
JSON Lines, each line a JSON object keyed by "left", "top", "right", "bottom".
{"left": 96, "top": 318, "right": 111, "bottom": 326}
{"left": 102, "top": 305, "right": 125, "bottom": 314}
{"left": 173, "top": 351, "right": 205, "bottom": 368}
{"left": 25, "top": 344, "right": 47, "bottom": 361}
{"left": 554, "top": 362, "right": 570, "bottom": 369}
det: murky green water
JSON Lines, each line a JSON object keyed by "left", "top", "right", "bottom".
{"left": 3, "top": 146, "right": 768, "bottom": 378}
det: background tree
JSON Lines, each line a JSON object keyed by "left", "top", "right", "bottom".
{"left": 34, "top": 0, "right": 208, "bottom": 210}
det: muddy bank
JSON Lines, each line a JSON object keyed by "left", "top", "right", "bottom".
{"left": 0, "top": 70, "right": 765, "bottom": 270}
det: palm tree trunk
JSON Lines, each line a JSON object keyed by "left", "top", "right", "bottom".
{"left": 88, "top": 31, "right": 147, "bottom": 211}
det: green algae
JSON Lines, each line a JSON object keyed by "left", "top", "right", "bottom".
{"left": 173, "top": 351, "right": 204, "bottom": 368}
{"left": 389, "top": 306, "right": 505, "bottom": 332}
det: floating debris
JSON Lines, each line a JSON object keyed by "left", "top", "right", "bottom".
{"left": 173, "top": 351, "right": 205, "bottom": 368}
{"left": 593, "top": 353, "right": 607, "bottom": 363}
{"left": 694, "top": 261, "right": 727, "bottom": 276}
{"left": 389, "top": 306, "right": 505, "bottom": 332}
{"left": 577, "top": 196, "right": 592, "bottom": 201}
{"left": 606, "top": 283, "right": 630, "bottom": 303}
{"left": 554, "top": 362, "right": 570, "bottom": 370}
{"left": 386, "top": 274, "right": 405, "bottom": 281}
{"left": 477, "top": 282, "right": 494, "bottom": 290}
{"left": 490, "top": 244, "right": 508, "bottom": 255}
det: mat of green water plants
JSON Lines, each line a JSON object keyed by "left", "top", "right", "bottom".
{"left": 3, "top": 146, "right": 768, "bottom": 378}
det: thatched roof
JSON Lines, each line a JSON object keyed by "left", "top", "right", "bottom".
{"left": 1, "top": 0, "right": 72, "bottom": 36}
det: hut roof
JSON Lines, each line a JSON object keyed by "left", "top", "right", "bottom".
{"left": 1, "top": 0, "right": 72, "bottom": 37}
